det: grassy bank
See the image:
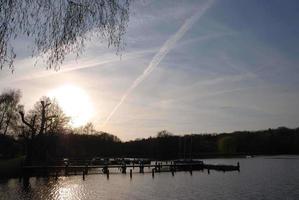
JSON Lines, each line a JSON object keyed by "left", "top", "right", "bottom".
{"left": 0, "top": 156, "right": 25, "bottom": 178}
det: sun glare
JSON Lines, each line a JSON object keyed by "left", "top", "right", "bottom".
{"left": 48, "top": 85, "right": 94, "bottom": 127}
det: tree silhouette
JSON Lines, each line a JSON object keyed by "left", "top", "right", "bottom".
{"left": 20, "top": 97, "right": 70, "bottom": 136}
{"left": 157, "top": 130, "right": 173, "bottom": 138}
{"left": 19, "top": 96, "right": 70, "bottom": 163}
{"left": 0, "top": 0, "right": 131, "bottom": 72}
{"left": 0, "top": 89, "right": 22, "bottom": 135}
{"left": 74, "top": 122, "right": 97, "bottom": 135}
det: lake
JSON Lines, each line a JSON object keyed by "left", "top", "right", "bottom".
{"left": 1, "top": 156, "right": 299, "bottom": 200}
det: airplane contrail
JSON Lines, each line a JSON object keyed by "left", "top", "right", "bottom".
{"left": 102, "top": 0, "right": 214, "bottom": 127}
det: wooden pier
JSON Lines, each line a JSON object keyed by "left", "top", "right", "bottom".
{"left": 20, "top": 160, "right": 240, "bottom": 180}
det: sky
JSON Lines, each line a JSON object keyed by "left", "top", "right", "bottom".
{"left": 1, "top": 0, "right": 299, "bottom": 140}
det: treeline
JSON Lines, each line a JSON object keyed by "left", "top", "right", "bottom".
{"left": 1, "top": 127, "right": 299, "bottom": 162}
{"left": 123, "top": 128, "right": 299, "bottom": 159}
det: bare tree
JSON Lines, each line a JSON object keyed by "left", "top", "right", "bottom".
{"left": 157, "top": 130, "right": 173, "bottom": 138}
{"left": 0, "top": 0, "right": 131, "bottom": 72}
{"left": 19, "top": 96, "right": 70, "bottom": 164}
{"left": 20, "top": 96, "right": 70, "bottom": 136}
{"left": 73, "top": 122, "right": 96, "bottom": 135}
{"left": 0, "top": 89, "right": 22, "bottom": 135}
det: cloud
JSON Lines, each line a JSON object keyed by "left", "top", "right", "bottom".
{"left": 0, "top": 48, "right": 155, "bottom": 85}
{"left": 102, "top": 0, "right": 215, "bottom": 127}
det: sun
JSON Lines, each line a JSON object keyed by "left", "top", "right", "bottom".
{"left": 48, "top": 85, "right": 94, "bottom": 127}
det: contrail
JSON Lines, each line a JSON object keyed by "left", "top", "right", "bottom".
{"left": 102, "top": 0, "right": 214, "bottom": 127}
{"left": 1, "top": 49, "right": 154, "bottom": 84}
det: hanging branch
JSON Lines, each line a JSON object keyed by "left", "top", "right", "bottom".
{"left": 0, "top": 0, "right": 131, "bottom": 72}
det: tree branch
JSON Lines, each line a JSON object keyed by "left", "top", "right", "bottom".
{"left": 19, "top": 111, "right": 37, "bottom": 137}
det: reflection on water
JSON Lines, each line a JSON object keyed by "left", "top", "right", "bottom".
{"left": 1, "top": 156, "right": 299, "bottom": 200}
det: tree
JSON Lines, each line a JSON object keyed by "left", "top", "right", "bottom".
{"left": 157, "top": 130, "right": 173, "bottom": 138}
{"left": 0, "top": 0, "right": 131, "bottom": 72}
{"left": 0, "top": 89, "right": 22, "bottom": 136}
{"left": 74, "top": 122, "right": 96, "bottom": 135}
{"left": 20, "top": 96, "right": 70, "bottom": 136}
{"left": 19, "top": 96, "right": 70, "bottom": 163}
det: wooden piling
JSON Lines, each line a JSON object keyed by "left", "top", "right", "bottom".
{"left": 157, "top": 163, "right": 161, "bottom": 173}
{"left": 83, "top": 171, "right": 85, "bottom": 180}
{"left": 106, "top": 169, "right": 109, "bottom": 180}
{"left": 102, "top": 166, "right": 108, "bottom": 174}
{"left": 121, "top": 165, "right": 126, "bottom": 174}
{"left": 85, "top": 164, "right": 88, "bottom": 175}
{"left": 55, "top": 170, "right": 58, "bottom": 180}
{"left": 152, "top": 168, "right": 155, "bottom": 178}
{"left": 65, "top": 164, "right": 68, "bottom": 176}
{"left": 139, "top": 164, "right": 144, "bottom": 173}
{"left": 130, "top": 169, "right": 132, "bottom": 179}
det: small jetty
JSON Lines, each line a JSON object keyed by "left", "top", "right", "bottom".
{"left": 20, "top": 158, "right": 240, "bottom": 181}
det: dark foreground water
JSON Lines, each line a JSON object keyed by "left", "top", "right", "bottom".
{"left": 1, "top": 156, "right": 299, "bottom": 200}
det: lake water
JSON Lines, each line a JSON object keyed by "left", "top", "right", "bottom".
{"left": 1, "top": 156, "right": 299, "bottom": 200}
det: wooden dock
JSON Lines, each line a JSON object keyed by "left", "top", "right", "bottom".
{"left": 20, "top": 161, "right": 240, "bottom": 180}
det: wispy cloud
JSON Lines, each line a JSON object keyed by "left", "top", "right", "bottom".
{"left": 102, "top": 0, "right": 215, "bottom": 127}
{"left": 0, "top": 49, "right": 155, "bottom": 85}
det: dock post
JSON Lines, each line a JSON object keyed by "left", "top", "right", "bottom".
{"left": 158, "top": 163, "right": 161, "bottom": 173}
{"left": 121, "top": 165, "right": 127, "bottom": 174}
{"left": 85, "top": 164, "right": 88, "bottom": 175}
{"left": 208, "top": 168, "right": 210, "bottom": 174}
{"left": 189, "top": 165, "right": 193, "bottom": 176}
{"left": 152, "top": 168, "right": 155, "bottom": 178}
{"left": 55, "top": 170, "right": 58, "bottom": 180}
{"left": 65, "top": 164, "right": 69, "bottom": 176}
{"left": 83, "top": 171, "right": 85, "bottom": 180}
{"left": 106, "top": 169, "right": 109, "bottom": 180}
{"left": 174, "top": 163, "right": 176, "bottom": 172}
{"left": 170, "top": 163, "right": 176, "bottom": 176}
{"left": 103, "top": 166, "right": 109, "bottom": 174}
{"left": 139, "top": 164, "right": 144, "bottom": 173}
{"left": 130, "top": 169, "right": 132, "bottom": 179}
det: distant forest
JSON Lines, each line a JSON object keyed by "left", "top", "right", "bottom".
{"left": 0, "top": 89, "right": 299, "bottom": 163}
{"left": 1, "top": 127, "right": 299, "bottom": 162}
